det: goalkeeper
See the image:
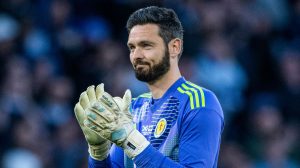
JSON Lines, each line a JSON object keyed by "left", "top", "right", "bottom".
{"left": 74, "top": 6, "right": 224, "bottom": 168}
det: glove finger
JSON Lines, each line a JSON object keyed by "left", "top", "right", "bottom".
{"left": 79, "top": 91, "right": 90, "bottom": 110}
{"left": 99, "top": 92, "right": 120, "bottom": 114}
{"left": 84, "top": 119, "right": 106, "bottom": 138}
{"left": 87, "top": 106, "right": 116, "bottom": 123}
{"left": 87, "top": 85, "right": 96, "bottom": 104}
{"left": 95, "top": 83, "right": 120, "bottom": 113}
{"left": 74, "top": 103, "right": 107, "bottom": 143}
{"left": 84, "top": 119, "right": 112, "bottom": 139}
{"left": 121, "top": 90, "right": 133, "bottom": 119}
{"left": 84, "top": 118, "right": 106, "bottom": 130}
{"left": 113, "top": 96, "right": 123, "bottom": 109}
{"left": 96, "top": 83, "right": 104, "bottom": 100}
{"left": 81, "top": 124, "right": 105, "bottom": 144}
{"left": 74, "top": 103, "right": 85, "bottom": 126}
{"left": 113, "top": 97, "right": 122, "bottom": 103}
{"left": 122, "top": 89, "right": 132, "bottom": 111}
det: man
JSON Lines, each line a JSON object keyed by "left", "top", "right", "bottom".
{"left": 74, "top": 6, "right": 224, "bottom": 168}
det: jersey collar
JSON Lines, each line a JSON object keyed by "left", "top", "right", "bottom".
{"left": 150, "top": 77, "right": 186, "bottom": 105}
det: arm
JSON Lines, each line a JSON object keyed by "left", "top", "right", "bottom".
{"left": 75, "top": 84, "right": 127, "bottom": 168}
{"left": 85, "top": 87, "right": 223, "bottom": 168}
{"left": 88, "top": 145, "right": 124, "bottom": 168}
{"left": 134, "top": 108, "right": 224, "bottom": 168}
{"left": 88, "top": 156, "right": 112, "bottom": 168}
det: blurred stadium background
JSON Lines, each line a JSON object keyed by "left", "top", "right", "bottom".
{"left": 0, "top": 0, "right": 299, "bottom": 168}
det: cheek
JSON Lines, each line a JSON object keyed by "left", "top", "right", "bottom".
{"left": 145, "top": 49, "right": 163, "bottom": 63}
{"left": 129, "top": 54, "right": 134, "bottom": 64}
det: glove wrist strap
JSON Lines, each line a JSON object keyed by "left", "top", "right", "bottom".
{"left": 123, "top": 129, "right": 150, "bottom": 159}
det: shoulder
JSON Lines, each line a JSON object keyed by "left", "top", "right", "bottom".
{"left": 175, "top": 80, "right": 206, "bottom": 110}
{"left": 175, "top": 80, "right": 224, "bottom": 118}
{"left": 176, "top": 81, "right": 225, "bottom": 136}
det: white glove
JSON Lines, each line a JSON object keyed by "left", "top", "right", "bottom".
{"left": 84, "top": 84, "right": 150, "bottom": 158}
{"left": 74, "top": 85, "right": 111, "bottom": 161}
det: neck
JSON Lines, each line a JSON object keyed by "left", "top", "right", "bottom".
{"left": 148, "top": 65, "right": 181, "bottom": 99}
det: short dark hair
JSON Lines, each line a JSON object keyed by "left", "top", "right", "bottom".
{"left": 126, "top": 6, "right": 184, "bottom": 58}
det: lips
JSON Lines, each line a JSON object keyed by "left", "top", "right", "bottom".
{"left": 135, "top": 64, "right": 148, "bottom": 69}
{"left": 134, "top": 60, "right": 150, "bottom": 69}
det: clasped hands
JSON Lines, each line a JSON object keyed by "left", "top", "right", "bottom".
{"left": 74, "top": 84, "right": 149, "bottom": 160}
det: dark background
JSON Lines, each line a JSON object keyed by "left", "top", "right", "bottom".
{"left": 0, "top": 0, "right": 299, "bottom": 167}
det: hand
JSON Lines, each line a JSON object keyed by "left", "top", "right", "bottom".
{"left": 74, "top": 85, "right": 111, "bottom": 161}
{"left": 84, "top": 85, "right": 150, "bottom": 158}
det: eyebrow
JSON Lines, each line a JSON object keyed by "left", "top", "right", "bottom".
{"left": 127, "top": 40, "right": 155, "bottom": 47}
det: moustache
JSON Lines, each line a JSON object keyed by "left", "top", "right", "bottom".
{"left": 134, "top": 59, "right": 150, "bottom": 68}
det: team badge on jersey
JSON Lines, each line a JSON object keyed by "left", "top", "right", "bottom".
{"left": 154, "top": 118, "right": 167, "bottom": 138}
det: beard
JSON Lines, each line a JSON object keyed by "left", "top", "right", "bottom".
{"left": 133, "top": 48, "right": 170, "bottom": 84}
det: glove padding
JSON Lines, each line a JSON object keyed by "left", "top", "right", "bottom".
{"left": 84, "top": 85, "right": 149, "bottom": 158}
{"left": 74, "top": 84, "right": 111, "bottom": 161}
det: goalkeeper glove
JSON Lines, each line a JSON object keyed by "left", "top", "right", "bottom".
{"left": 74, "top": 85, "right": 111, "bottom": 161}
{"left": 84, "top": 84, "right": 150, "bottom": 158}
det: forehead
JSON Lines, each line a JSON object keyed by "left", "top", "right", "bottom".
{"left": 128, "top": 24, "right": 162, "bottom": 44}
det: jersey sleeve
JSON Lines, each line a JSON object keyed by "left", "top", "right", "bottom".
{"left": 88, "top": 156, "right": 112, "bottom": 168}
{"left": 88, "top": 145, "right": 124, "bottom": 168}
{"left": 134, "top": 107, "right": 224, "bottom": 168}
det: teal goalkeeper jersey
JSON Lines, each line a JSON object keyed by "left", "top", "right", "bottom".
{"left": 88, "top": 77, "right": 224, "bottom": 168}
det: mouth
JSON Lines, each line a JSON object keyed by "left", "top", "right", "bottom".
{"left": 135, "top": 64, "right": 148, "bottom": 69}
{"left": 134, "top": 61, "right": 150, "bottom": 69}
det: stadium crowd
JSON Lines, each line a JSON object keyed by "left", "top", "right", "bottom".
{"left": 0, "top": 0, "right": 299, "bottom": 167}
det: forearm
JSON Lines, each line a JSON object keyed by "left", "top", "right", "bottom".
{"left": 88, "top": 155, "right": 112, "bottom": 168}
{"left": 134, "top": 145, "right": 184, "bottom": 168}
{"left": 88, "top": 145, "right": 126, "bottom": 168}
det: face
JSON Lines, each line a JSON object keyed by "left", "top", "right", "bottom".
{"left": 127, "top": 24, "right": 170, "bottom": 84}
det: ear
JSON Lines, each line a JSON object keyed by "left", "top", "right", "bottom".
{"left": 168, "top": 38, "right": 182, "bottom": 59}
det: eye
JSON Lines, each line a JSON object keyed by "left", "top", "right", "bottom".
{"left": 128, "top": 45, "right": 135, "bottom": 52}
{"left": 142, "top": 43, "right": 152, "bottom": 49}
